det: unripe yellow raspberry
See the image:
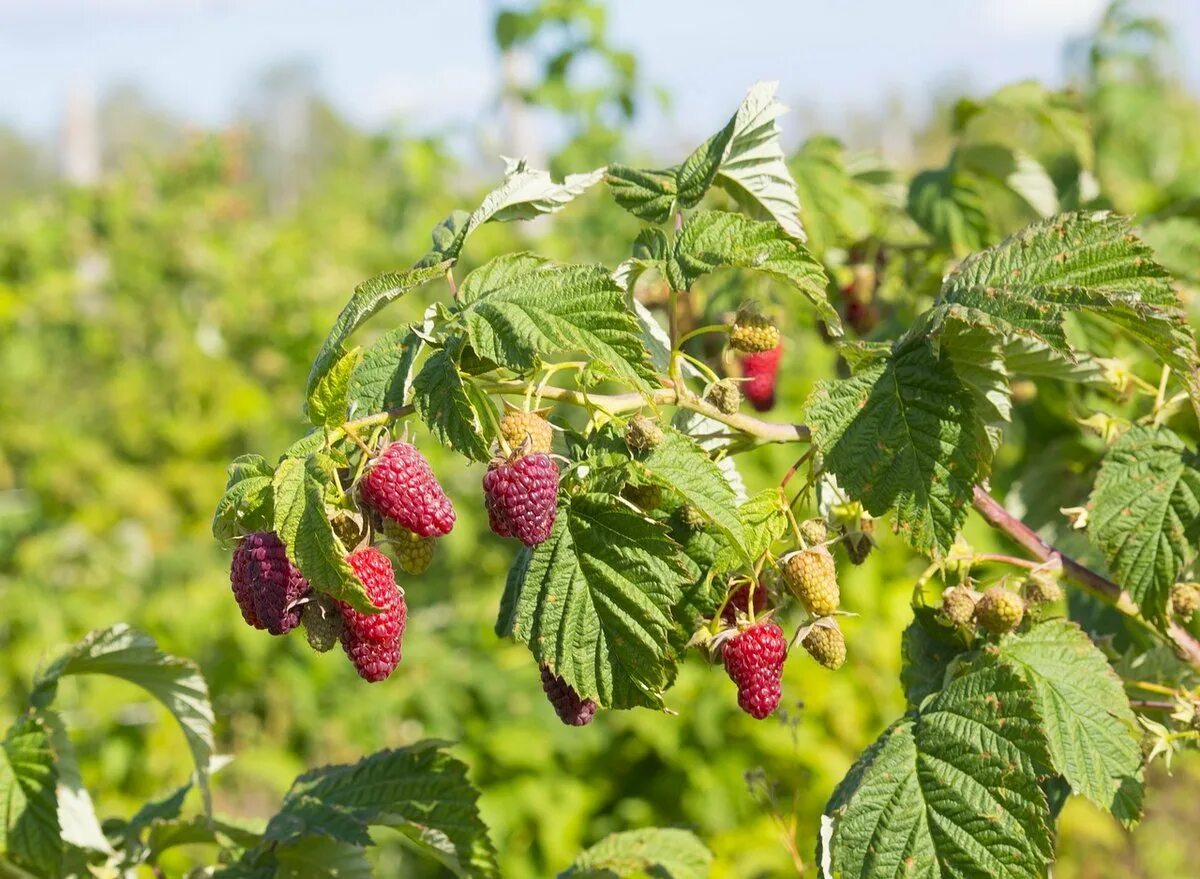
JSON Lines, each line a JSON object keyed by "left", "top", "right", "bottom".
{"left": 940, "top": 586, "right": 977, "bottom": 628}
{"left": 498, "top": 409, "right": 553, "bottom": 456}
{"left": 729, "top": 307, "right": 781, "bottom": 354}
{"left": 799, "top": 519, "right": 828, "bottom": 547}
{"left": 783, "top": 547, "right": 839, "bottom": 617}
{"left": 975, "top": 587, "right": 1025, "bottom": 635}
{"left": 382, "top": 520, "right": 436, "bottom": 575}
{"left": 1172, "top": 583, "right": 1200, "bottom": 620}
{"left": 704, "top": 379, "right": 742, "bottom": 415}
{"left": 625, "top": 415, "right": 664, "bottom": 454}
{"left": 802, "top": 623, "right": 846, "bottom": 670}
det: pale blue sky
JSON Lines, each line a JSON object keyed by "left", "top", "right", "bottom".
{"left": 1, "top": 0, "right": 1197, "bottom": 155}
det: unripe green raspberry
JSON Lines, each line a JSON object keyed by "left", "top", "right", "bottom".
{"left": 783, "top": 547, "right": 839, "bottom": 617}
{"left": 625, "top": 415, "right": 664, "bottom": 454}
{"left": 940, "top": 586, "right": 977, "bottom": 628}
{"left": 729, "top": 304, "right": 781, "bottom": 354}
{"left": 1172, "top": 582, "right": 1200, "bottom": 619}
{"left": 1023, "top": 570, "right": 1063, "bottom": 606}
{"left": 621, "top": 483, "right": 662, "bottom": 512}
{"left": 383, "top": 521, "right": 436, "bottom": 575}
{"left": 301, "top": 595, "right": 344, "bottom": 653}
{"left": 799, "top": 519, "right": 828, "bottom": 547}
{"left": 704, "top": 380, "right": 742, "bottom": 415}
{"left": 975, "top": 587, "right": 1025, "bottom": 635}
{"left": 679, "top": 504, "right": 707, "bottom": 529}
{"left": 498, "top": 409, "right": 553, "bottom": 456}
{"left": 802, "top": 623, "right": 846, "bottom": 670}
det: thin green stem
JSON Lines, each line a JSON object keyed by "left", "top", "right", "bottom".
{"left": 679, "top": 351, "right": 722, "bottom": 385}
{"left": 678, "top": 323, "right": 731, "bottom": 347}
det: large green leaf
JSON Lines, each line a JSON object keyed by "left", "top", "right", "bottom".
{"left": 306, "top": 262, "right": 448, "bottom": 399}
{"left": 937, "top": 212, "right": 1196, "bottom": 375}
{"left": 1087, "top": 426, "right": 1200, "bottom": 624}
{"left": 28, "top": 626, "right": 215, "bottom": 811}
{"left": 559, "top": 828, "right": 712, "bottom": 879}
{"left": 899, "top": 607, "right": 970, "bottom": 711}
{"left": 823, "top": 658, "right": 1054, "bottom": 878}
{"left": 41, "top": 711, "right": 110, "bottom": 855}
{"left": 636, "top": 428, "right": 748, "bottom": 564}
{"left": 346, "top": 327, "right": 424, "bottom": 418}
{"left": 0, "top": 716, "right": 60, "bottom": 877}
{"left": 908, "top": 165, "right": 990, "bottom": 255}
{"left": 212, "top": 455, "right": 275, "bottom": 543}
{"left": 306, "top": 346, "right": 361, "bottom": 429}
{"left": 272, "top": 455, "right": 372, "bottom": 613}
{"left": 411, "top": 339, "right": 496, "bottom": 463}
{"left": 805, "top": 336, "right": 994, "bottom": 555}
{"left": 496, "top": 493, "right": 689, "bottom": 709}
{"left": 604, "top": 166, "right": 677, "bottom": 224}
{"left": 458, "top": 253, "right": 653, "bottom": 390}
{"left": 265, "top": 741, "right": 497, "bottom": 879}
{"left": 790, "top": 136, "right": 881, "bottom": 255}
{"left": 998, "top": 620, "right": 1143, "bottom": 822}
{"left": 666, "top": 211, "right": 836, "bottom": 331}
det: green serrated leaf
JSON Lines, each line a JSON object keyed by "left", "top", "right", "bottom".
{"left": 824, "top": 657, "right": 1054, "bottom": 879}
{"left": 605, "top": 165, "right": 677, "bottom": 223}
{"left": 559, "top": 827, "right": 712, "bottom": 879}
{"left": 1087, "top": 425, "right": 1200, "bottom": 625}
{"left": 667, "top": 210, "right": 836, "bottom": 331}
{"left": 212, "top": 475, "right": 275, "bottom": 543}
{"left": 267, "top": 741, "right": 497, "bottom": 879}
{"left": 790, "top": 136, "right": 881, "bottom": 255}
{"left": 346, "top": 327, "right": 424, "bottom": 418}
{"left": 998, "top": 620, "right": 1143, "bottom": 823}
{"left": 306, "top": 347, "right": 361, "bottom": 429}
{"left": 908, "top": 165, "right": 991, "bottom": 255}
{"left": 637, "top": 428, "right": 748, "bottom": 564}
{"left": 305, "top": 262, "right": 448, "bottom": 400}
{"left": 0, "top": 716, "right": 60, "bottom": 877}
{"left": 41, "top": 711, "right": 110, "bottom": 855}
{"left": 275, "top": 836, "right": 371, "bottom": 879}
{"left": 899, "top": 607, "right": 970, "bottom": 711}
{"left": 806, "top": 336, "right": 994, "bottom": 555}
{"left": 712, "top": 81, "right": 806, "bottom": 240}
{"left": 411, "top": 340, "right": 495, "bottom": 462}
{"left": 938, "top": 212, "right": 1196, "bottom": 377}
{"left": 710, "top": 488, "right": 787, "bottom": 574}
{"left": 272, "top": 456, "right": 371, "bottom": 613}
{"left": 498, "top": 494, "right": 688, "bottom": 709}
{"left": 458, "top": 253, "right": 654, "bottom": 390}
{"left": 28, "top": 625, "right": 215, "bottom": 814}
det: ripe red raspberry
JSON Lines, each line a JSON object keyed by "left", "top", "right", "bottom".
{"left": 540, "top": 666, "right": 597, "bottom": 726}
{"left": 338, "top": 547, "right": 406, "bottom": 682}
{"left": 739, "top": 343, "right": 783, "bottom": 412}
{"left": 229, "top": 531, "right": 310, "bottom": 635}
{"left": 360, "top": 442, "right": 455, "bottom": 538}
{"left": 722, "top": 621, "right": 788, "bottom": 719}
{"left": 483, "top": 453, "right": 559, "bottom": 547}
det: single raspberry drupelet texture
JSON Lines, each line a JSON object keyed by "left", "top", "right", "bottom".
{"left": 483, "top": 454, "right": 559, "bottom": 547}
{"left": 783, "top": 547, "right": 840, "bottom": 617}
{"left": 975, "top": 586, "right": 1025, "bottom": 635}
{"left": 739, "top": 343, "right": 783, "bottom": 412}
{"left": 338, "top": 547, "right": 406, "bottom": 682}
{"left": 540, "top": 666, "right": 597, "bottom": 726}
{"left": 230, "top": 531, "right": 310, "bottom": 635}
{"left": 723, "top": 621, "right": 788, "bottom": 719}
{"left": 499, "top": 409, "right": 554, "bottom": 457}
{"left": 360, "top": 442, "right": 455, "bottom": 538}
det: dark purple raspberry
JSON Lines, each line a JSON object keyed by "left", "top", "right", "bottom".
{"left": 360, "top": 442, "right": 455, "bottom": 538}
{"left": 540, "top": 666, "right": 597, "bottom": 726}
{"left": 483, "top": 454, "right": 559, "bottom": 547}
{"left": 338, "top": 547, "right": 406, "bottom": 682}
{"left": 230, "top": 531, "right": 310, "bottom": 635}
{"left": 722, "top": 621, "right": 787, "bottom": 719}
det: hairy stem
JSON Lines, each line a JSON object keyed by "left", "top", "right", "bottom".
{"left": 971, "top": 485, "right": 1200, "bottom": 666}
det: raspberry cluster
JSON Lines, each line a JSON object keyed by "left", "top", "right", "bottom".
{"left": 361, "top": 442, "right": 456, "bottom": 538}
{"left": 230, "top": 531, "right": 311, "bottom": 635}
{"left": 723, "top": 621, "right": 787, "bottom": 719}
{"left": 483, "top": 453, "right": 559, "bottom": 547}
{"left": 739, "top": 343, "right": 783, "bottom": 412}
{"left": 499, "top": 409, "right": 554, "bottom": 457}
{"left": 783, "top": 547, "right": 840, "bottom": 617}
{"left": 338, "top": 547, "right": 407, "bottom": 682}
{"left": 540, "top": 666, "right": 598, "bottom": 726}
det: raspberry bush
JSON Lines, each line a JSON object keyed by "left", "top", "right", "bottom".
{"left": 196, "top": 75, "right": 1200, "bottom": 878}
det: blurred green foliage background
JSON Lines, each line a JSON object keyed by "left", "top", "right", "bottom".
{"left": 4, "top": 2, "right": 1200, "bottom": 876}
